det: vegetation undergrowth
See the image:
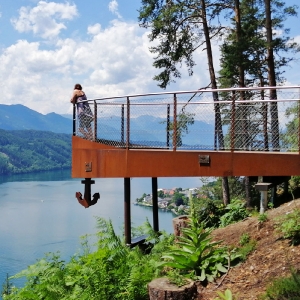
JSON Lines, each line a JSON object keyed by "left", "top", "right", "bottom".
{"left": 2, "top": 201, "right": 240, "bottom": 300}
{"left": 215, "top": 288, "right": 238, "bottom": 300}
{"left": 3, "top": 218, "right": 171, "bottom": 300}
{"left": 219, "top": 199, "right": 250, "bottom": 228}
{"left": 260, "top": 269, "right": 300, "bottom": 300}
{"left": 159, "top": 201, "right": 240, "bottom": 283}
{"left": 274, "top": 207, "right": 300, "bottom": 245}
{"left": 236, "top": 233, "right": 256, "bottom": 262}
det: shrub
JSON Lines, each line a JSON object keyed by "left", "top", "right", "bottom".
{"left": 220, "top": 199, "right": 250, "bottom": 227}
{"left": 239, "top": 233, "right": 250, "bottom": 246}
{"left": 194, "top": 199, "right": 225, "bottom": 229}
{"left": 261, "top": 269, "right": 300, "bottom": 300}
{"left": 275, "top": 208, "right": 300, "bottom": 245}
{"left": 258, "top": 213, "right": 268, "bottom": 223}
{"left": 215, "top": 289, "right": 238, "bottom": 300}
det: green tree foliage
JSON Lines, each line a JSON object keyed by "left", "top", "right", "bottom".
{"left": 219, "top": 0, "right": 299, "bottom": 88}
{"left": 0, "top": 129, "right": 71, "bottom": 174}
{"left": 163, "top": 109, "right": 195, "bottom": 147}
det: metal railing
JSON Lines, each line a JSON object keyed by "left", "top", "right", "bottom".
{"left": 72, "top": 86, "right": 300, "bottom": 152}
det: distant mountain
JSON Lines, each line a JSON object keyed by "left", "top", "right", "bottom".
{"left": 0, "top": 104, "right": 214, "bottom": 148}
{"left": 0, "top": 104, "right": 71, "bottom": 133}
{"left": 96, "top": 115, "right": 214, "bottom": 148}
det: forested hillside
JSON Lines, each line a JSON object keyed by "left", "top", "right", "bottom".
{"left": 0, "top": 129, "right": 71, "bottom": 174}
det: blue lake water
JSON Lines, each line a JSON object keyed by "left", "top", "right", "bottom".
{"left": 0, "top": 169, "right": 202, "bottom": 292}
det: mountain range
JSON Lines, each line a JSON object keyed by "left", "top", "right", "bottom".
{"left": 0, "top": 104, "right": 72, "bottom": 133}
{"left": 0, "top": 104, "right": 214, "bottom": 147}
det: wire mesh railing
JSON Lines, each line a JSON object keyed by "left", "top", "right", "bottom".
{"left": 72, "top": 86, "right": 300, "bottom": 152}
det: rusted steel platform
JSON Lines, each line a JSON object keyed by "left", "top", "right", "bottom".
{"left": 72, "top": 136, "right": 300, "bottom": 178}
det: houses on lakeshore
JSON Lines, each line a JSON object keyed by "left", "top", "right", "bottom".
{"left": 135, "top": 187, "right": 198, "bottom": 215}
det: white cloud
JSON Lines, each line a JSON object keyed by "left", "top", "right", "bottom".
{"left": 108, "top": 0, "right": 122, "bottom": 19}
{"left": 87, "top": 23, "right": 101, "bottom": 35}
{"left": 11, "top": 1, "right": 78, "bottom": 39}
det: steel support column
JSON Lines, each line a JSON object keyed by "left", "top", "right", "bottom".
{"left": 152, "top": 177, "right": 159, "bottom": 232}
{"left": 124, "top": 177, "right": 131, "bottom": 245}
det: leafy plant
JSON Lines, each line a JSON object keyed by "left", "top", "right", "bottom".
{"left": 215, "top": 289, "right": 237, "bottom": 300}
{"left": 160, "top": 201, "right": 235, "bottom": 282}
{"left": 258, "top": 213, "right": 268, "bottom": 223}
{"left": 261, "top": 269, "right": 300, "bottom": 300}
{"left": 239, "top": 233, "right": 250, "bottom": 246}
{"left": 236, "top": 239, "right": 256, "bottom": 262}
{"left": 194, "top": 198, "right": 225, "bottom": 229}
{"left": 166, "top": 269, "right": 189, "bottom": 287}
{"left": 275, "top": 208, "right": 300, "bottom": 245}
{"left": 220, "top": 199, "right": 250, "bottom": 227}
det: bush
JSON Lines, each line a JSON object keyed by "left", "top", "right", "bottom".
{"left": 194, "top": 199, "right": 225, "bottom": 228}
{"left": 275, "top": 208, "right": 300, "bottom": 245}
{"left": 261, "top": 269, "right": 300, "bottom": 300}
{"left": 220, "top": 199, "right": 250, "bottom": 227}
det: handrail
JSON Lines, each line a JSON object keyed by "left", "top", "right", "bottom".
{"left": 72, "top": 86, "right": 300, "bottom": 153}
{"left": 87, "top": 85, "right": 300, "bottom": 102}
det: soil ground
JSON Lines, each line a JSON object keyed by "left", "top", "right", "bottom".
{"left": 197, "top": 199, "right": 300, "bottom": 300}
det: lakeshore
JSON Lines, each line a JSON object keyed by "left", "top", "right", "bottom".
{"left": 134, "top": 186, "right": 199, "bottom": 215}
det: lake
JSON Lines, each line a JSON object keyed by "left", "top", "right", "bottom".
{"left": 0, "top": 169, "right": 203, "bottom": 292}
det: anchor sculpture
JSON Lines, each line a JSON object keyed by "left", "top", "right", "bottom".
{"left": 75, "top": 178, "right": 100, "bottom": 208}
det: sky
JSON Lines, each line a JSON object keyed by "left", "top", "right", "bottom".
{"left": 0, "top": 0, "right": 299, "bottom": 115}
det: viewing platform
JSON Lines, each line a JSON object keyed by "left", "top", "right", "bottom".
{"left": 72, "top": 86, "right": 300, "bottom": 179}
{"left": 71, "top": 85, "right": 300, "bottom": 245}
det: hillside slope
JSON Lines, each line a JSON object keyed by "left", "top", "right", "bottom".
{"left": 0, "top": 129, "right": 71, "bottom": 174}
{"left": 198, "top": 199, "right": 300, "bottom": 300}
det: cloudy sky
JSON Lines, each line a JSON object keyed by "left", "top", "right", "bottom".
{"left": 0, "top": 0, "right": 299, "bottom": 115}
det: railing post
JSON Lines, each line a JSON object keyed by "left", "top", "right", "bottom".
{"left": 72, "top": 103, "right": 76, "bottom": 136}
{"left": 230, "top": 92, "right": 236, "bottom": 152}
{"left": 167, "top": 104, "right": 170, "bottom": 148}
{"left": 173, "top": 94, "right": 177, "bottom": 151}
{"left": 93, "top": 101, "right": 97, "bottom": 141}
{"left": 121, "top": 104, "right": 125, "bottom": 144}
{"left": 126, "top": 97, "right": 130, "bottom": 149}
{"left": 261, "top": 88, "right": 269, "bottom": 151}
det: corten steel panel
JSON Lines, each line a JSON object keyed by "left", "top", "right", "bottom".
{"left": 72, "top": 136, "right": 300, "bottom": 178}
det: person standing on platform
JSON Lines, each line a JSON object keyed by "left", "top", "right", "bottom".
{"left": 70, "top": 83, "right": 93, "bottom": 139}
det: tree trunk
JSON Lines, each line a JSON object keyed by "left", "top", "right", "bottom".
{"left": 200, "top": 0, "right": 230, "bottom": 205}
{"left": 148, "top": 277, "right": 197, "bottom": 300}
{"left": 264, "top": 0, "right": 279, "bottom": 150}
{"left": 245, "top": 176, "right": 251, "bottom": 207}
